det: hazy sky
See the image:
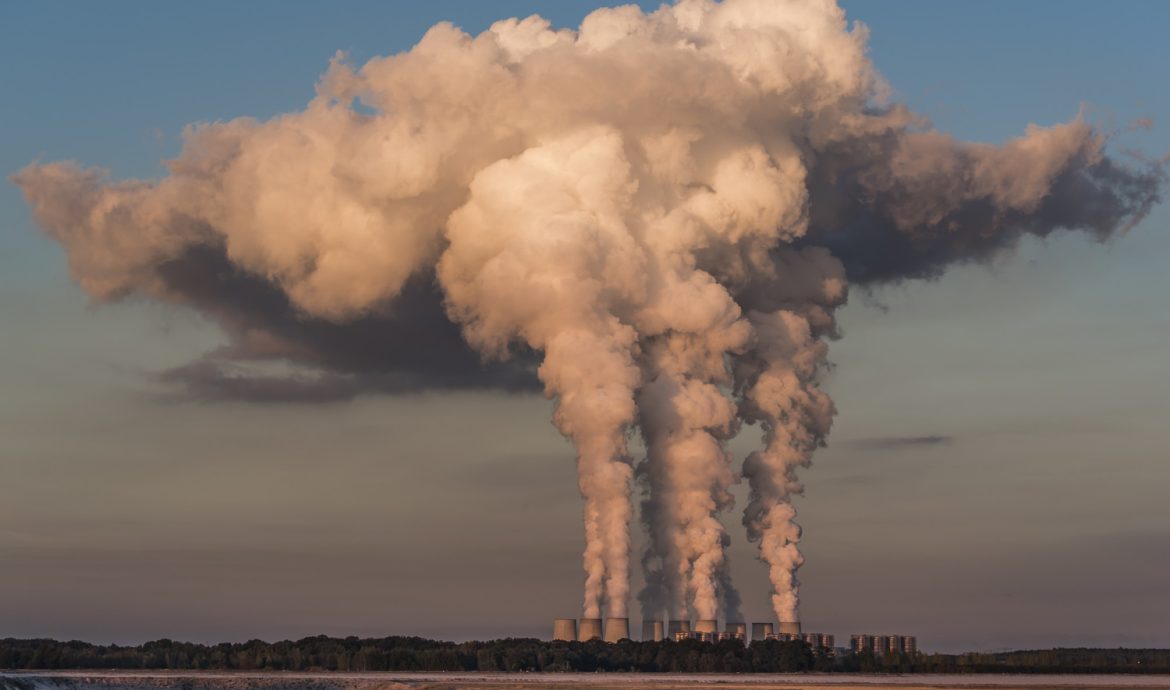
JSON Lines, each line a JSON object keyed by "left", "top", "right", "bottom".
{"left": 1, "top": 1, "right": 1168, "bottom": 653}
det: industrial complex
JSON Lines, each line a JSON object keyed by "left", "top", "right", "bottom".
{"left": 552, "top": 618, "right": 916, "bottom": 654}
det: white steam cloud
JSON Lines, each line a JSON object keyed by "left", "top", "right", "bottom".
{"left": 14, "top": 0, "right": 1161, "bottom": 624}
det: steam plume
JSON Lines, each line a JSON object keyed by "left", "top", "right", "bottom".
{"left": 14, "top": 0, "right": 1161, "bottom": 623}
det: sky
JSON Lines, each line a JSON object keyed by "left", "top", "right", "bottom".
{"left": 1, "top": 0, "right": 1168, "bottom": 653}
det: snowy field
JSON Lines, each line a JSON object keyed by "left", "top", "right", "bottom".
{"left": 6, "top": 671, "right": 1170, "bottom": 690}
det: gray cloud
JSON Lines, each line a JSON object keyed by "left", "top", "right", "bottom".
{"left": 799, "top": 115, "right": 1165, "bottom": 286}
{"left": 844, "top": 434, "right": 955, "bottom": 451}
{"left": 156, "top": 360, "right": 362, "bottom": 404}
{"left": 148, "top": 244, "right": 542, "bottom": 402}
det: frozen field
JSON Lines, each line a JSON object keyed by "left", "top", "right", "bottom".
{"left": 6, "top": 671, "right": 1170, "bottom": 690}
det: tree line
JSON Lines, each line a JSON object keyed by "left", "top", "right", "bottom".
{"left": 2, "top": 636, "right": 1169, "bottom": 674}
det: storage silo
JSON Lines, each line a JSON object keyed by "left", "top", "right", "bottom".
{"left": 552, "top": 618, "right": 577, "bottom": 641}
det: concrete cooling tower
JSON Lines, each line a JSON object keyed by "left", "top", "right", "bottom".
{"left": 667, "top": 620, "right": 691, "bottom": 637}
{"left": 778, "top": 621, "right": 801, "bottom": 636}
{"left": 641, "top": 620, "right": 664, "bottom": 642}
{"left": 579, "top": 617, "right": 602, "bottom": 641}
{"left": 552, "top": 618, "right": 577, "bottom": 641}
{"left": 751, "top": 622, "right": 773, "bottom": 641}
{"left": 604, "top": 617, "right": 630, "bottom": 642}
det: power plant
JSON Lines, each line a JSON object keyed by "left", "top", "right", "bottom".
{"left": 850, "top": 634, "right": 917, "bottom": 656}
{"left": 552, "top": 617, "right": 915, "bottom": 653}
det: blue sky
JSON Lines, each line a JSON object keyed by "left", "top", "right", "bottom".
{"left": 1, "top": 1, "right": 1168, "bottom": 652}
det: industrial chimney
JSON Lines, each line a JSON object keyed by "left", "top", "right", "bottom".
{"left": 579, "top": 617, "right": 603, "bottom": 641}
{"left": 604, "top": 617, "right": 630, "bottom": 642}
{"left": 641, "top": 619, "right": 664, "bottom": 642}
{"left": 750, "top": 622, "right": 773, "bottom": 641}
{"left": 552, "top": 618, "right": 577, "bottom": 642}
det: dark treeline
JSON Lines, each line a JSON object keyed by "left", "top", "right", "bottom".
{"left": 2, "top": 637, "right": 1170, "bottom": 674}
{"left": 0, "top": 637, "right": 809, "bottom": 673}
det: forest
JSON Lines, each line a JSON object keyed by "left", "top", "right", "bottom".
{"left": 3, "top": 636, "right": 1170, "bottom": 674}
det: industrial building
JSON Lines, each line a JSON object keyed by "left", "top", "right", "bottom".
{"left": 850, "top": 634, "right": 917, "bottom": 655}
{"left": 801, "top": 632, "right": 835, "bottom": 649}
{"left": 553, "top": 617, "right": 915, "bottom": 654}
{"left": 764, "top": 630, "right": 832, "bottom": 648}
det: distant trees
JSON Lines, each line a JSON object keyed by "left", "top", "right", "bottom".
{"left": 1, "top": 636, "right": 1168, "bottom": 674}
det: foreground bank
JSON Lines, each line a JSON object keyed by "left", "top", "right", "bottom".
{"left": 8, "top": 671, "right": 1170, "bottom": 690}
{"left": 4, "top": 638, "right": 1170, "bottom": 675}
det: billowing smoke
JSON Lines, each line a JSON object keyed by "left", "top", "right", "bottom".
{"left": 13, "top": 0, "right": 1161, "bottom": 624}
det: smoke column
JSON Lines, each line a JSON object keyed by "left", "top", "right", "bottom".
{"left": 438, "top": 131, "right": 644, "bottom": 618}
{"left": 13, "top": 0, "right": 1161, "bottom": 624}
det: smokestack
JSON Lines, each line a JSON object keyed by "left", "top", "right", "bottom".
{"left": 778, "top": 621, "right": 801, "bottom": 636}
{"left": 667, "top": 619, "right": 691, "bottom": 637}
{"left": 641, "top": 619, "right": 664, "bottom": 642}
{"left": 751, "top": 622, "right": 774, "bottom": 641}
{"left": 604, "top": 617, "right": 630, "bottom": 642}
{"left": 695, "top": 619, "right": 717, "bottom": 634}
{"left": 579, "top": 617, "right": 602, "bottom": 641}
{"left": 552, "top": 618, "right": 577, "bottom": 642}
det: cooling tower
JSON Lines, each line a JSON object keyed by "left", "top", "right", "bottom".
{"left": 579, "top": 617, "right": 602, "bottom": 641}
{"left": 667, "top": 619, "right": 691, "bottom": 637}
{"left": 604, "top": 617, "right": 630, "bottom": 642}
{"left": 750, "top": 622, "right": 773, "bottom": 641}
{"left": 727, "top": 622, "right": 747, "bottom": 639}
{"left": 777, "top": 621, "right": 801, "bottom": 636}
{"left": 641, "top": 620, "right": 664, "bottom": 642}
{"left": 552, "top": 618, "right": 577, "bottom": 642}
{"left": 695, "top": 619, "right": 717, "bottom": 634}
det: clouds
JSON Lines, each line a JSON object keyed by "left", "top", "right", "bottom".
{"left": 152, "top": 244, "right": 542, "bottom": 401}
{"left": 12, "top": 5, "right": 1160, "bottom": 405}
{"left": 800, "top": 118, "right": 1164, "bottom": 285}
{"left": 845, "top": 435, "right": 956, "bottom": 451}
{"left": 12, "top": 0, "right": 1163, "bottom": 624}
